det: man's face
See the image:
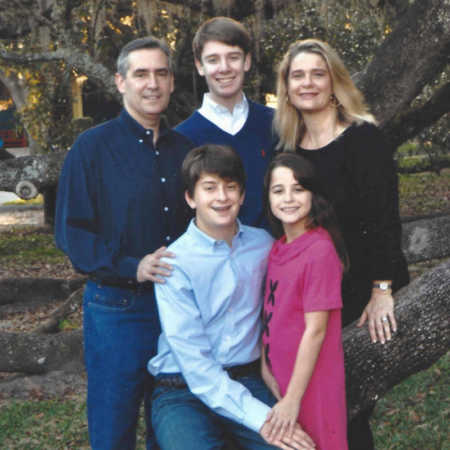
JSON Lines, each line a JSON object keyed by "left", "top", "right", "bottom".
{"left": 115, "top": 48, "right": 174, "bottom": 127}
{"left": 195, "top": 41, "right": 251, "bottom": 108}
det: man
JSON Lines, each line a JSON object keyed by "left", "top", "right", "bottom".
{"left": 148, "top": 145, "right": 315, "bottom": 450}
{"left": 176, "top": 17, "right": 274, "bottom": 227}
{"left": 55, "top": 37, "right": 193, "bottom": 449}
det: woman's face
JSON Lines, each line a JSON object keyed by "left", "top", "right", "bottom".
{"left": 287, "top": 51, "right": 333, "bottom": 114}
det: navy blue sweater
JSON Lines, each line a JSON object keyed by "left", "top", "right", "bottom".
{"left": 176, "top": 100, "right": 275, "bottom": 227}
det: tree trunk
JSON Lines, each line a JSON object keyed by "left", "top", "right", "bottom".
{"left": 357, "top": 0, "right": 450, "bottom": 147}
{"left": 0, "top": 330, "right": 83, "bottom": 374}
{"left": 0, "top": 152, "right": 64, "bottom": 199}
{"left": 344, "top": 258, "right": 449, "bottom": 419}
{"left": 43, "top": 185, "right": 57, "bottom": 226}
{"left": 0, "top": 277, "right": 85, "bottom": 307}
{"left": 402, "top": 213, "right": 450, "bottom": 264}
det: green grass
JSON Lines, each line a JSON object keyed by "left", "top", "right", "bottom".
{"left": 372, "top": 352, "right": 449, "bottom": 450}
{"left": 0, "top": 397, "right": 89, "bottom": 449}
{"left": 398, "top": 170, "right": 449, "bottom": 217}
{"left": 0, "top": 354, "right": 447, "bottom": 449}
{"left": 0, "top": 227, "right": 66, "bottom": 265}
{"left": 0, "top": 396, "right": 147, "bottom": 449}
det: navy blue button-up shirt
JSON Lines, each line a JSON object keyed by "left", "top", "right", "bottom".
{"left": 55, "top": 109, "right": 193, "bottom": 282}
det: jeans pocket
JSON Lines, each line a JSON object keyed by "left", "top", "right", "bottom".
{"left": 85, "top": 282, "right": 134, "bottom": 311}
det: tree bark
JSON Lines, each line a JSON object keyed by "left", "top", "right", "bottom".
{"left": 0, "top": 152, "right": 65, "bottom": 199}
{"left": 33, "top": 287, "right": 83, "bottom": 334}
{"left": 0, "top": 48, "right": 120, "bottom": 103}
{"left": 357, "top": 0, "right": 450, "bottom": 146}
{"left": 344, "top": 258, "right": 449, "bottom": 419}
{"left": 402, "top": 213, "right": 450, "bottom": 264}
{"left": 0, "top": 330, "right": 83, "bottom": 374}
{"left": 0, "top": 277, "right": 84, "bottom": 307}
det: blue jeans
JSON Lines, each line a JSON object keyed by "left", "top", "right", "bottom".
{"left": 83, "top": 280, "right": 161, "bottom": 450}
{"left": 151, "top": 373, "right": 277, "bottom": 450}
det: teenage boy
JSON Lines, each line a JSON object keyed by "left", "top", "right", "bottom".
{"left": 55, "top": 37, "right": 193, "bottom": 449}
{"left": 175, "top": 17, "right": 274, "bottom": 227}
{"left": 148, "top": 145, "right": 315, "bottom": 450}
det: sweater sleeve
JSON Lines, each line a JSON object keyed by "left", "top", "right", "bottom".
{"left": 346, "top": 123, "right": 406, "bottom": 282}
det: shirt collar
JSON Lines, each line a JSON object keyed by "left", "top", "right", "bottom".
{"left": 119, "top": 109, "right": 170, "bottom": 141}
{"left": 201, "top": 92, "right": 248, "bottom": 116}
{"left": 187, "top": 218, "right": 244, "bottom": 248}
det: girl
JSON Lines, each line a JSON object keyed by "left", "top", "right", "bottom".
{"left": 262, "top": 152, "right": 348, "bottom": 450}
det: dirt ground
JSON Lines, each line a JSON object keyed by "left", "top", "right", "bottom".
{"left": 0, "top": 206, "right": 87, "bottom": 404}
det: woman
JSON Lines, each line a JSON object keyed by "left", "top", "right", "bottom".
{"left": 273, "top": 38, "right": 409, "bottom": 449}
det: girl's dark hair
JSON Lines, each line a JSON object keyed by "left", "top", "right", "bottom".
{"left": 263, "top": 152, "right": 349, "bottom": 271}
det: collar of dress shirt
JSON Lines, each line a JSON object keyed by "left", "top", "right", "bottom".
{"left": 119, "top": 108, "right": 170, "bottom": 141}
{"left": 197, "top": 93, "right": 249, "bottom": 135}
{"left": 187, "top": 218, "right": 244, "bottom": 248}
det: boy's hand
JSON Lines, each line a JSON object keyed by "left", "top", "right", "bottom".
{"left": 266, "top": 397, "right": 301, "bottom": 442}
{"left": 137, "top": 246, "right": 175, "bottom": 283}
{"left": 260, "top": 421, "right": 315, "bottom": 449}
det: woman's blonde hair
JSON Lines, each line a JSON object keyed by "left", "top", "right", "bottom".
{"left": 274, "top": 38, "right": 375, "bottom": 150}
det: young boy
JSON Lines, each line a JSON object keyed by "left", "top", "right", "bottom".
{"left": 148, "top": 145, "right": 315, "bottom": 450}
{"left": 175, "top": 17, "right": 274, "bottom": 227}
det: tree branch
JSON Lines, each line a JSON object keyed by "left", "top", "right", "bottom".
{"left": 0, "top": 48, "right": 119, "bottom": 101}
{"left": 33, "top": 287, "right": 83, "bottom": 334}
{"left": 384, "top": 82, "right": 450, "bottom": 149}
{"left": 344, "top": 258, "right": 450, "bottom": 418}
{"left": 358, "top": 0, "right": 450, "bottom": 128}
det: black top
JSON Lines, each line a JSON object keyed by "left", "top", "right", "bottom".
{"left": 296, "top": 122, "right": 409, "bottom": 325}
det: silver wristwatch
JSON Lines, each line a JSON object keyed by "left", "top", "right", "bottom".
{"left": 373, "top": 282, "right": 392, "bottom": 291}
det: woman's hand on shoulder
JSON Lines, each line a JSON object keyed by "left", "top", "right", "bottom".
{"left": 358, "top": 289, "right": 397, "bottom": 344}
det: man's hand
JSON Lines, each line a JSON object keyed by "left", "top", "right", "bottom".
{"left": 136, "top": 246, "right": 175, "bottom": 283}
{"left": 260, "top": 421, "right": 315, "bottom": 449}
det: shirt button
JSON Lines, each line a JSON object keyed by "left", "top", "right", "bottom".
{"left": 164, "top": 206, "right": 169, "bottom": 212}
{"left": 166, "top": 236, "right": 171, "bottom": 241}
{"left": 155, "top": 151, "right": 160, "bottom": 156}
{"left": 161, "top": 177, "right": 166, "bottom": 183}
{"left": 146, "top": 130, "right": 151, "bottom": 135}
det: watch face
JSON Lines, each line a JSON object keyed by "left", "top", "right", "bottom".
{"left": 380, "top": 282, "right": 389, "bottom": 290}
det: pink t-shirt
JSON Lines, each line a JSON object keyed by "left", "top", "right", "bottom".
{"left": 263, "top": 227, "right": 348, "bottom": 450}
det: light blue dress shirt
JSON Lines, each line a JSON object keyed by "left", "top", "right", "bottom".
{"left": 148, "top": 220, "right": 274, "bottom": 432}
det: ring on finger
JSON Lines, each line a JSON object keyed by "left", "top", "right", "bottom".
{"left": 381, "top": 316, "right": 388, "bottom": 322}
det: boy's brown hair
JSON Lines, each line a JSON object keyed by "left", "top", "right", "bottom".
{"left": 192, "top": 17, "right": 251, "bottom": 62}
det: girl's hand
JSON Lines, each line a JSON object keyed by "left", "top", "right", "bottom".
{"left": 266, "top": 396, "right": 301, "bottom": 442}
{"left": 357, "top": 290, "right": 396, "bottom": 344}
